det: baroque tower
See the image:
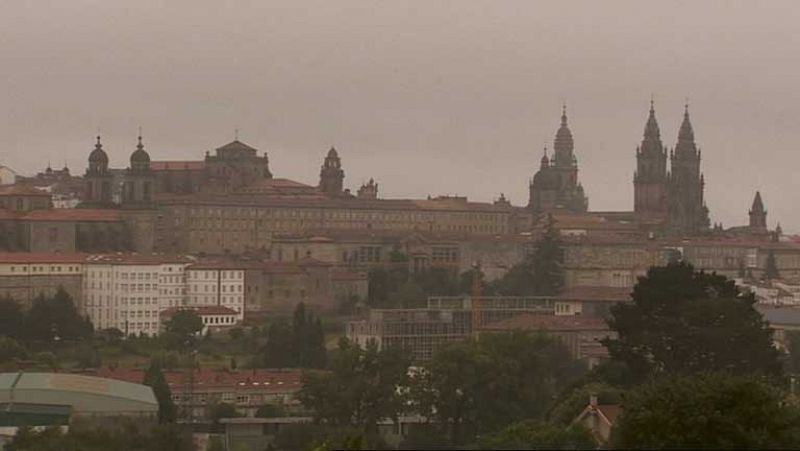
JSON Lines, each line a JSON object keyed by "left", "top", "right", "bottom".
{"left": 634, "top": 101, "right": 668, "bottom": 216}
{"left": 122, "top": 134, "right": 155, "bottom": 207}
{"left": 528, "top": 106, "right": 588, "bottom": 215}
{"left": 84, "top": 136, "right": 113, "bottom": 205}
{"left": 319, "top": 147, "right": 345, "bottom": 195}
{"left": 667, "top": 105, "right": 710, "bottom": 234}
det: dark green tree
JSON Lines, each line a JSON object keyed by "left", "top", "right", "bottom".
{"left": 766, "top": 249, "right": 780, "bottom": 280}
{"left": 612, "top": 372, "right": 800, "bottom": 449}
{"left": 604, "top": 262, "right": 782, "bottom": 382}
{"left": 23, "top": 288, "right": 92, "bottom": 342}
{"left": 529, "top": 214, "right": 564, "bottom": 296}
{"left": 0, "top": 337, "right": 27, "bottom": 364}
{"left": 786, "top": 330, "right": 800, "bottom": 375}
{"left": 411, "top": 332, "right": 587, "bottom": 444}
{"left": 264, "top": 321, "right": 294, "bottom": 368}
{"left": 0, "top": 296, "right": 24, "bottom": 339}
{"left": 255, "top": 404, "right": 286, "bottom": 418}
{"left": 479, "top": 420, "right": 595, "bottom": 450}
{"left": 208, "top": 402, "right": 240, "bottom": 423}
{"left": 143, "top": 359, "right": 177, "bottom": 423}
{"left": 298, "top": 338, "right": 410, "bottom": 435}
{"left": 163, "top": 310, "right": 203, "bottom": 349}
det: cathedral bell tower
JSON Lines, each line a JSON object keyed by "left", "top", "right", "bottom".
{"left": 319, "top": 146, "right": 345, "bottom": 195}
{"left": 84, "top": 136, "right": 113, "bottom": 205}
{"left": 634, "top": 100, "right": 668, "bottom": 216}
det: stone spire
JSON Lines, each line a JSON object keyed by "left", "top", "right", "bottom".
{"left": 644, "top": 99, "right": 661, "bottom": 143}
{"left": 749, "top": 191, "right": 767, "bottom": 232}
{"left": 678, "top": 103, "right": 695, "bottom": 143}
{"left": 540, "top": 145, "right": 550, "bottom": 169}
{"left": 553, "top": 104, "right": 574, "bottom": 167}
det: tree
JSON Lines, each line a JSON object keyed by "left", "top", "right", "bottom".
{"left": 411, "top": 332, "right": 587, "bottom": 444}
{"left": 255, "top": 404, "right": 286, "bottom": 418}
{"left": 604, "top": 262, "right": 782, "bottom": 382}
{"left": 547, "top": 382, "right": 623, "bottom": 426}
{"left": 387, "top": 280, "right": 426, "bottom": 308}
{"left": 163, "top": 310, "right": 203, "bottom": 349}
{"left": 0, "top": 296, "right": 24, "bottom": 339}
{"left": 298, "top": 338, "right": 410, "bottom": 435}
{"left": 529, "top": 214, "right": 564, "bottom": 296}
{"left": 612, "top": 373, "right": 800, "bottom": 449}
{"left": 787, "top": 330, "right": 800, "bottom": 375}
{"left": 264, "top": 321, "right": 294, "bottom": 368}
{"left": 23, "top": 288, "right": 93, "bottom": 342}
{"left": 766, "top": 249, "right": 780, "bottom": 280}
{"left": 0, "top": 337, "right": 27, "bottom": 364}
{"left": 143, "top": 359, "right": 177, "bottom": 423}
{"left": 479, "top": 420, "right": 595, "bottom": 450}
{"left": 209, "top": 402, "right": 240, "bottom": 423}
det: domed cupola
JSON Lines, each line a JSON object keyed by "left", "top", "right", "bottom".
{"left": 87, "top": 136, "right": 109, "bottom": 174}
{"left": 130, "top": 134, "right": 151, "bottom": 172}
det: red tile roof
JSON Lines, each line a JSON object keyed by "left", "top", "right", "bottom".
{"left": 160, "top": 305, "right": 239, "bottom": 317}
{"left": 149, "top": 161, "right": 205, "bottom": 171}
{"left": 77, "top": 368, "right": 304, "bottom": 392}
{"left": 21, "top": 208, "right": 123, "bottom": 222}
{"left": 481, "top": 314, "right": 609, "bottom": 332}
{"left": 0, "top": 252, "right": 88, "bottom": 263}
{"left": 0, "top": 184, "right": 51, "bottom": 197}
{"left": 84, "top": 253, "right": 193, "bottom": 265}
{"left": 0, "top": 208, "right": 20, "bottom": 220}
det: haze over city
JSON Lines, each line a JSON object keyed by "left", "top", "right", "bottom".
{"left": 3, "top": 0, "right": 800, "bottom": 231}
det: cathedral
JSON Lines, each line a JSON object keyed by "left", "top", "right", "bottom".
{"left": 633, "top": 101, "right": 710, "bottom": 235}
{"left": 528, "top": 106, "right": 588, "bottom": 216}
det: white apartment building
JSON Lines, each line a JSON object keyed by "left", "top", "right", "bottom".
{"left": 83, "top": 254, "right": 191, "bottom": 336}
{"left": 185, "top": 262, "right": 246, "bottom": 321}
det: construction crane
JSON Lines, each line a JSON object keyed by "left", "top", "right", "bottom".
{"left": 471, "top": 261, "right": 481, "bottom": 339}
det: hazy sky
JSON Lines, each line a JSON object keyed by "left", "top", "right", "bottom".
{"left": 3, "top": 1, "right": 800, "bottom": 231}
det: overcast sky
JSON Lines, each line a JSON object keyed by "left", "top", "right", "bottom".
{"left": 2, "top": 1, "right": 800, "bottom": 231}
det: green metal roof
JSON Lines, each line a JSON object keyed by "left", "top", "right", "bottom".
{"left": 0, "top": 372, "right": 157, "bottom": 414}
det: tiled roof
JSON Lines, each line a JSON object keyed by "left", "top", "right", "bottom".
{"left": 0, "top": 208, "right": 20, "bottom": 220}
{"left": 0, "top": 184, "right": 51, "bottom": 197}
{"left": 160, "top": 305, "right": 239, "bottom": 317}
{"left": 81, "top": 368, "right": 304, "bottom": 392}
{"left": 481, "top": 313, "right": 609, "bottom": 332}
{"left": 21, "top": 208, "right": 123, "bottom": 222}
{"left": 84, "top": 253, "right": 193, "bottom": 265}
{"left": 149, "top": 161, "right": 205, "bottom": 171}
{"left": 558, "top": 286, "right": 632, "bottom": 302}
{"left": 332, "top": 269, "right": 368, "bottom": 281}
{"left": 215, "top": 140, "right": 258, "bottom": 153}
{"left": 159, "top": 192, "right": 512, "bottom": 214}
{"left": 0, "top": 252, "right": 88, "bottom": 264}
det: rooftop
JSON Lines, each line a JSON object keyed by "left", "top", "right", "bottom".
{"left": 481, "top": 313, "right": 609, "bottom": 332}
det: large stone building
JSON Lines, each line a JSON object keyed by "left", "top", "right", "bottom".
{"left": 0, "top": 252, "right": 86, "bottom": 310}
{"left": 528, "top": 107, "right": 588, "bottom": 216}
{"left": 633, "top": 102, "right": 709, "bottom": 234}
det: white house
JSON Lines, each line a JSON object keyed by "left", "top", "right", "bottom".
{"left": 185, "top": 262, "right": 246, "bottom": 321}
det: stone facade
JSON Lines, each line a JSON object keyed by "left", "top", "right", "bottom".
{"left": 0, "top": 253, "right": 85, "bottom": 310}
{"left": 528, "top": 107, "right": 588, "bottom": 216}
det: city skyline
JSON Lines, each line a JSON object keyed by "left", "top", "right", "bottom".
{"left": 2, "top": 1, "right": 799, "bottom": 231}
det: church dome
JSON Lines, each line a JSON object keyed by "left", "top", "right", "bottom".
{"left": 130, "top": 136, "right": 150, "bottom": 164}
{"left": 89, "top": 136, "right": 109, "bottom": 163}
